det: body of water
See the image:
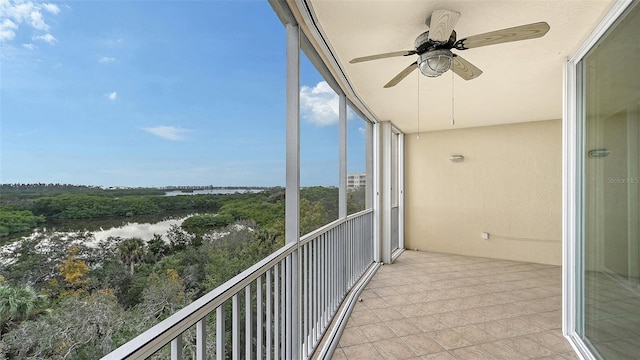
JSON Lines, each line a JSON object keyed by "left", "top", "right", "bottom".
{"left": 92, "top": 216, "right": 190, "bottom": 242}
{"left": 164, "top": 189, "right": 263, "bottom": 196}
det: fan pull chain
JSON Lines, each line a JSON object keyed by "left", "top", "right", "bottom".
{"left": 417, "top": 70, "right": 421, "bottom": 139}
{"left": 451, "top": 69, "right": 456, "bottom": 126}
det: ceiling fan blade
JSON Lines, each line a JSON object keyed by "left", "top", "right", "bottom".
{"left": 384, "top": 62, "right": 418, "bottom": 88}
{"left": 452, "top": 55, "right": 482, "bottom": 80}
{"left": 428, "top": 9, "right": 461, "bottom": 42}
{"left": 350, "top": 50, "right": 416, "bottom": 64}
{"left": 455, "top": 22, "right": 550, "bottom": 50}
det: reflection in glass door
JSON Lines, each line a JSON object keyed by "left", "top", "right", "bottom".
{"left": 579, "top": 2, "right": 640, "bottom": 359}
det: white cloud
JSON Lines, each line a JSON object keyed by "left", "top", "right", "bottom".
{"left": 42, "top": 3, "right": 59, "bottom": 15}
{"left": 142, "top": 126, "right": 190, "bottom": 141}
{"left": 300, "top": 81, "right": 339, "bottom": 127}
{"left": 29, "top": 9, "right": 48, "bottom": 31}
{"left": 358, "top": 126, "right": 366, "bottom": 137}
{"left": 0, "top": 0, "right": 62, "bottom": 44}
{"left": 107, "top": 91, "right": 117, "bottom": 101}
{"left": 33, "top": 32, "right": 55, "bottom": 43}
{"left": 99, "top": 56, "right": 115, "bottom": 63}
{"left": 0, "top": 19, "right": 18, "bottom": 41}
{"left": 22, "top": 42, "right": 34, "bottom": 49}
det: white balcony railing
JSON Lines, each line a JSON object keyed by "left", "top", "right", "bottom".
{"left": 103, "top": 209, "right": 374, "bottom": 359}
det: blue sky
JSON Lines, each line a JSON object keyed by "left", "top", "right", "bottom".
{"left": 0, "top": 0, "right": 367, "bottom": 187}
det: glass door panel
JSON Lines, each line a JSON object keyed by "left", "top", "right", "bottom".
{"left": 579, "top": 2, "right": 640, "bottom": 359}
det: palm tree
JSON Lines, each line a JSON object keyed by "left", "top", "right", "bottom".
{"left": 118, "top": 237, "right": 146, "bottom": 275}
{"left": 0, "top": 284, "right": 48, "bottom": 334}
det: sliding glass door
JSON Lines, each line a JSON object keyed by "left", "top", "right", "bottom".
{"left": 577, "top": 2, "right": 640, "bottom": 359}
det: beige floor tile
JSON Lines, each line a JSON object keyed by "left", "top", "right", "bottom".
{"left": 478, "top": 340, "right": 529, "bottom": 360}
{"left": 396, "top": 303, "right": 428, "bottom": 318}
{"left": 339, "top": 327, "right": 371, "bottom": 347}
{"left": 360, "top": 289, "right": 381, "bottom": 300}
{"left": 497, "top": 316, "right": 545, "bottom": 336}
{"left": 375, "top": 286, "right": 413, "bottom": 297}
{"left": 536, "top": 355, "right": 571, "bottom": 360}
{"left": 386, "top": 318, "right": 422, "bottom": 337}
{"left": 419, "top": 351, "right": 457, "bottom": 360}
{"left": 524, "top": 330, "right": 574, "bottom": 354}
{"left": 341, "top": 343, "right": 384, "bottom": 360}
{"left": 360, "top": 323, "right": 397, "bottom": 342}
{"left": 410, "top": 315, "right": 449, "bottom": 332}
{"left": 518, "top": 313, "right": 562, "bottom": 330}
{"left": 476, "top": 305, "right": 517, "bottom": 321}
{"left": 427, "top": 329, "right": 473, "bottom": 350}
{"left": 374, "top": 307, "right": 406, "bottom": 322}
{"left": 399, "top": 333, "right": 445, "bottom": 356}
{"left": 502, "top": 336, "right": 556, "bottom": 357}
{"left": 372, "top": 338, "right": 419, "bottom": 360}
{"left": 560, "top": 351, "right": 581, "bottom": 359}
{"left": 475, "top": 321, "right": 529, "bottom": 339}
{"left": 350, "top": 310, "right": 382, "bottom": 326}
{"left": 363, "top": 297, "right": 392, "bottom": 310}
{"left": 452, "top": 325, "right": 497, "bottom": 344}
{"left": 450, "top": 345, "right": 497, "bottom": 360}
{"left": 416, "top": 301, "right": 449, "bottom": 315}
{"left": 331, "top": 348, "right": 348, "bottom": 360}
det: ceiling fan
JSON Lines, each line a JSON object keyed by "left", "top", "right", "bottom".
{"left": 350, "top": 9, "right": 550, "bottom": 88}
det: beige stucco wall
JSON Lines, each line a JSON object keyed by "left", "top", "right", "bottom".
{"left": 404, "top": 119, "right": 562, "bottom": 265}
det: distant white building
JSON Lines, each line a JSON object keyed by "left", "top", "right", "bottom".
{"left": 347, "top": 173, "right": 366, "bottom": 191}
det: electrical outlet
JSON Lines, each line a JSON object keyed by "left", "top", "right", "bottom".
{"left": 482, "top": 232, "right": 490, "bottom": 240}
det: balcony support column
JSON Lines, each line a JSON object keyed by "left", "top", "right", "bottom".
{"left": 379, "top": 121, "right": 393, "bottom": 264}
{"left": 285, "top": 22, "right": 300, "bottom": 360}
{"left": 372, "top": 122, "right": 381, "bottom": 263}
{"left": 339, "top": 94, "right": 347, "bottom": 219}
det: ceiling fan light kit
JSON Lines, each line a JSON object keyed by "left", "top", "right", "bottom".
{"left": 418, "top": 49, "right": 453, "bottom": 77}
{"left": 350, "top": 9, "right": 550, "bottom": 88}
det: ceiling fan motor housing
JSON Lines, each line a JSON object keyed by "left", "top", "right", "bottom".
{"left": 414, "top": 30, "right": 457, "bottom": 53}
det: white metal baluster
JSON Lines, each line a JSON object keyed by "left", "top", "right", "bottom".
{"left": 217, "top": 305, "right": 225, "bottom": 360}
{"left": 302, "top": 243, "right": 308, "bottom": 357}
{"left": 332, "top": 229, "right": 337, "bottom": 312}
{"left": 232, "top": 294, "right": 240, "bottom": 360}
{"left": 313, "top": 236, "right": 317, "bottom": 340}
{"left": 257, "top": 276, "right": 263, "bottom": 360}
{"left": 280, "top": 260, "right": 286, "bottom": 360}
{"left": 196, "top": 318, "right": 206, "bottom": 360}
{"left": 323, "top": 233, "right": 328, "bottom": 328}
{"left": 318, "top": 235, "right": 323, "bottom": 342}
{"left": 267, "top": 269, "right": 273, "bottom": 360}
{"left": 273, "top": 264, "right": 279, "bottom": 359}
{"left": 245, "top": 284, "right": 252, "bottom": 360}
{"left": 171, "top": 334, "right": 183, "bottom": 360}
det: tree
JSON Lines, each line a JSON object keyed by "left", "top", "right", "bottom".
{"left": 118, "top": 238, "right": 146, "bottom": 275}
{"left": 145, "top": 234, "right": 168, "bottom": 263}
{"left": 56, "top": 245, "right": 91, "bottom": 297}
{"left": 0, "top": 291, "right": 127, "bottom": 359}
{"left": 299, "top": 198, "right": 331, "bottom": 236}
{"left": 0, "top": 284, "right": 48, "bottom": 335}
{"left": 134, "top": 269, "right": 189, "bottom": 324}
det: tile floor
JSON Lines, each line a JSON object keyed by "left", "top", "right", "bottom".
{"left": 332, "top": 251, "right": 579, "bottom": 360}
{"left": 584, "top": 271, "right": 640, "bottom": 359}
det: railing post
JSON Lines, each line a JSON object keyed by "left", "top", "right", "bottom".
{"left": 285, "top": 22, "right": 300, "bottom": 359}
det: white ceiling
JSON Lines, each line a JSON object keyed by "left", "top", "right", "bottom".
{"left": 306, "top": 0, "right": 614, "bottom": 133}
